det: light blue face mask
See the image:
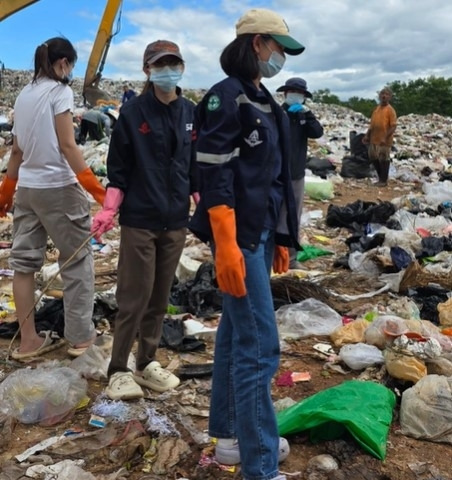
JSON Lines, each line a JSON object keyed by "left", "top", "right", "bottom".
{"left": 61, "top": 61, "right": 74, "bottom": 85}
{"left": 258, "top": 42, "right": 286, "bottom": 78}
{"left": 150, "top": 66, "right": 183, "bottom": 92}
{"left": 285, "top": 92, "right": 305, "bottom": 106}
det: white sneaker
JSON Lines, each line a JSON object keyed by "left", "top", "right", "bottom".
{"left": 215, "top": 437, "right": 290, "bottom": 465}
{"left": 105, "top": 371, "right": 144, "bottom": 400}
{"left": 133, "top": 361, "right": 180, "bottom": 393}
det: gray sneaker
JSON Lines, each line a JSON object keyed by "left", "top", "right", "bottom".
{"left": 215, "top": 437, "right": 290, "bottom": 465}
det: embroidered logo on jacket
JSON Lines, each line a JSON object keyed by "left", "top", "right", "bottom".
{"left": 244, "top": 129, "right": 263, "bottom": 147}
{"left": 138, "top": 122, "right": 151, "bottom": 134}
{"left": 207, "top": 95, "right": 221, "bottom": 111}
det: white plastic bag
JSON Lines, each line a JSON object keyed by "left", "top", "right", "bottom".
{"left": 400, "top": 374, "right": 452, "bottom": 444}
{"left": 276, "top": 298, "right": 342, "bottom": 339}
{"left": 339, "top": 343, "right": 384, "bottom": 370}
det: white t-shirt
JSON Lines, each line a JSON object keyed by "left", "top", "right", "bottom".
{"left": 12, "top": 78, "right": 77, "bottom": 188}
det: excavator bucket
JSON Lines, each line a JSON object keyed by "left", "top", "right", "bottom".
{"left": 83, "top": 85, "right": 117, "bottom": 108}
{"left": 82, "top": 0, "right": 122, "bottom": 106}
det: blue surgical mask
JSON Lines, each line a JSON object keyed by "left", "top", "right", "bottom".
{"left": 61, "top": 60, "right": 74, "bottom": 85}
{"left": 258, "top": 42, "right": 285, "bottom": 78}
{"left": 150, "top": 66, "right": 183, "bottom": 92}
{"left": 285, "top": 92, "right": 305, "bottom": 106}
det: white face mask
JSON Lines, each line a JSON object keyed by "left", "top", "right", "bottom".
{"left": 285, "top": 92, "right": 306, "bottom": 106}
{"left": 258, "top": 41, "right": 285, "bottom": 78}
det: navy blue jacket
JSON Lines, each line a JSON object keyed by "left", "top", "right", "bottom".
{"left": 283, "top": 104, "right": 324, "bottom": 180}
{"left": 189, "top": 77, "right": 299, "bottom": 250}
{"left": 106, "top": 88, "right": 198, "bottom": 230}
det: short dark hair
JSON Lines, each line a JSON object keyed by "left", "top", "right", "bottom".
{"left": 220, "top": 34, "right": 262, "bottom": 80}
{"left": 33, "top": 37, "right": 77, "bottom": 84}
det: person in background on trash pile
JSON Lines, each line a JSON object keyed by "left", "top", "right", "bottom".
{"left": 276, "top": 77, "right": 324, "bottom": 269}
{"left": 121, "top": 83, "right": 136, "bottom": 104}
{"left": 0, "top": 37, "right": 105, "bottom": 361}
{"left": 362, "top": 86, "right": 397, "bottom": 187}
{"left": 189, "top": 9, "right": 304, "bottom": 480}
{"left": 91, "top": 39, "right": 199, "bottom": 401}
{"left": 77, "top": 107, "right": 115, "bottom": 145}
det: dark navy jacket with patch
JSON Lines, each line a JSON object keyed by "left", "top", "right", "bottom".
{"left": 106, "top": 88, "right": 198, "bottom": 230}
{"left": 283, "top": 103, "right": 324, "bottom": 180}
{"left": 189, "top": 76, "right": 300, "bottom": 250}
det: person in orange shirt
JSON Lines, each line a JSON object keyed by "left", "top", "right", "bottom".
{"left": 362, "top": 87, "right": 397, "bottom": 186}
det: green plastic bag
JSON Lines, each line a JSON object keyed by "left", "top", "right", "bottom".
{"left": 296, "top": 244, "right": 333, "bottom": 262}
{"left": 304, "top": 177, "right": 334, "bottom": 200}
{"left": 277, "top": 380, "right": 396, "bottom": 459}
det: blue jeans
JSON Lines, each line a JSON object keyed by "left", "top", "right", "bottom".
{"left": 209, "top": 229, "right": 281, "bottom": 480}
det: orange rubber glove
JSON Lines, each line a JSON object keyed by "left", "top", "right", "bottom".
{"left": 208, "top": 205, "right": 246, "bottom": 297}
{"left": 0, "top": 175, "right": 18, "bottom": 217}
{"left": 273, "top": 245, "right": 289, "bottom": 274}
{"left": 76, "top": 167, "right": 106, "bottom": 206}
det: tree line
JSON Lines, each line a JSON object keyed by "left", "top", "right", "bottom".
{"left": 311, "top": 76, "right": 452, "bottom": 118}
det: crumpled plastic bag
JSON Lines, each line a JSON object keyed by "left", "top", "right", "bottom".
{"left": 277, "top": 380, "right": 396, "bottom": 459}
{"left": 438, "top": 297, "right": 452, "bottom": 327}
{"left": 331, "top": 319, "right": 370, "bottom": 347}
{"left": 276, "top": 298, "right": 342, "bottom": 339}
{"left": 339, "top": 343, "right": 384, "bottom": 370}
{"left": 0, "top": 366, "right": 87, "bottom": 425}
{"left": 384, "top": 349, "right": 427, "bottom": 383}
{"left": 304, "top": 176, "right": 334, "bottom": 200}
{"left": 400, "top": 374, "right": 452, "bottom": 444}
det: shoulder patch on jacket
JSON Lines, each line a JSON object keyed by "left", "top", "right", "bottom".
{"left": 207, "top": 95, "right": 221, "bottom": 111}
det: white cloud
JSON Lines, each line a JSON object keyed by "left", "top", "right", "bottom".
{"left": 77, "top": 0, "right": 452, "bottom": 100}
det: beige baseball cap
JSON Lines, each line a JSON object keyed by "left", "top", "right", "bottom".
{"left": 236, "top": 8, "right": 305, "bottom": 55}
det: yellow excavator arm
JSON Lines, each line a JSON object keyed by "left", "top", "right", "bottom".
{"left": 1, "top": 0, "right": 122, "bottom": 106}
{"left": 0, "top": 0, "right": 39, "bottom": 21}
{"left": 83, "top": 0, "right": 122, "bottom": 106}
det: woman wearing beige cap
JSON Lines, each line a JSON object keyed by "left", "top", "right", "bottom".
{"left": 190, "top": 8, "right": 304, "bottom": 480}
{"left": 92, "top": 39, "right": 199, "bottom": 400}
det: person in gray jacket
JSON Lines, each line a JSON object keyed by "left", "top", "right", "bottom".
{"left": 276, "top": 77, "right": 324, "bottom": 268}
{"left": 77, "top": 108, "right": 112, "bottom": 144}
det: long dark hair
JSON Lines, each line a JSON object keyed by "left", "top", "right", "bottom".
{"left": 33, "top": 37, "right": 77, "bottom": 84}
{"left": 220, "top": 34, "right": 263, "bottom": 80}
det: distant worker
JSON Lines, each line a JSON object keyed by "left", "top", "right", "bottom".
{"left": 77, "top": 108, "right": 115, "bottom": 144}
{"left": 0, "top": 37, "right": 105, "bottom": 360}
{"left": 121, "top": 83, "right": 136, "bottom": 103}
{"left": 276, "top": 77, "right": 324, "bottom": 268}
{"left": 362, "top": 87, "right": 397, "bottom": 187}
{"left": 91, "top": 39, "right": 199, "bottom": 400}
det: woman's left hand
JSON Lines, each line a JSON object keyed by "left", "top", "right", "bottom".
{"left": 273, "top": 245, "right": 289, "bottom": 274}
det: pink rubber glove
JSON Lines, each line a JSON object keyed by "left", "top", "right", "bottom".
{"left": 192, "top": 192, "right": 200, "bottom": 205}
{"left": 91, "top": 187, "right": 124, "bottom": 242}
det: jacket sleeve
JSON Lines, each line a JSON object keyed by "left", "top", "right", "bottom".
{"left": 304, "top": 111, "right": 324, "bottom": 139}
{"left": 105, "top": 115, "right": 134, "bottom": 192}
{"left": 195, "top": 89, "right": 241, "bottom": 210}
{"left": 189, "top": 116, "right": 199, "bottom": 193}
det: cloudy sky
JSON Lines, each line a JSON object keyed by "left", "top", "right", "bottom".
{"left": 2, "top": 0, "right": 452, "bottom": 100}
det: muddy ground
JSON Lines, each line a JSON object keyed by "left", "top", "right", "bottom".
{"left": 0, "top": 175, "right": 451, "bottom": 480}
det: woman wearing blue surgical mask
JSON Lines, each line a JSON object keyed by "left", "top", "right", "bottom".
{"left": 189, "top": 8, "right": 304, "bottom": 480}
{"left": 276, "top": 77, "right": 324, "bottom": 269}
{"left": 91, "top": 39, "right": 200, "bottom": 400}
{"left": 0, "top": 36, "right": 105, "bottom": 362}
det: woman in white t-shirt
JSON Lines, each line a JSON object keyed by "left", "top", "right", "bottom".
{"left": 0, "top": 37, "right": 106, "bottom": 360}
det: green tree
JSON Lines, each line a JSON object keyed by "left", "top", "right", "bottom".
{"left": 388, "top": 76, "right": 452, "bottom": 116}
{"left": 312, "top": 88, "right": 341, "bottom": 105}
{"left": 344, "top": 96, "right": 377, "bottom": 118}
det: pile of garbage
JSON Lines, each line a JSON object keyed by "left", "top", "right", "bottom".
{"left": 0, "top": 68, "right": 452, "bottom": 479}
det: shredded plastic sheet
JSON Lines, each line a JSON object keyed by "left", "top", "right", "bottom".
{"left": 145, "top": 406, "right": 178, "bottom": 436}
{"left": 90, "top": 398, "right": 132, "bottom": 423}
